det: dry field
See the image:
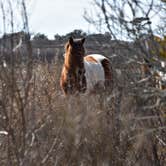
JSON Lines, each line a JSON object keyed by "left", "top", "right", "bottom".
{"left": 0, "top": 57, "right": 166, "bottom": 166}
{"left": 0, "top": 0, "right": 165, "bottom": 164}
{"left": 0, "top": 57, "right": 165, "bottom": 166}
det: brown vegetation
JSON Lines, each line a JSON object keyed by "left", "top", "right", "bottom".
{"left": 0, "top": 0, "right": 166, "bottom": 165}
{"left": 0, "top": 52, "right": 166, "bottom": 165}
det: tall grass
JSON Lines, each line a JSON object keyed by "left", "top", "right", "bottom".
{"left": 0, "top": 1, "right": 165, "bottom": 165}
{"left": 0, "top": 59, "right": 165, "bottom": 165}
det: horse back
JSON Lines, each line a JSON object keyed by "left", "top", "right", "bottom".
{"left": 84, "top": 54, "right": 112, "bottom": 91}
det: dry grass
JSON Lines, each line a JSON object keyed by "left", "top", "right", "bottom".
{"left": 0, "top": 59, "right": 165, "bottom": 166}
{"left": 0, "top": 0, "right": 165, "bottom": 165}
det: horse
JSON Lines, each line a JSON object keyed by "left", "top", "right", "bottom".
{"left": 60, "top": 37, "right": 113, "bottom": 95}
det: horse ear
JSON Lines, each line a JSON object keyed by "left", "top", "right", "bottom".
{"left": 81, "top": 37, "right": 85, "bottom": 44}
{"left": 69, "top": 37, "right": 74, "bottom": 45}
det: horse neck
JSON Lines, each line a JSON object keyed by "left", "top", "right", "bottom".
{"left": 64, "top": 52, "right": 84, "bottom": 72}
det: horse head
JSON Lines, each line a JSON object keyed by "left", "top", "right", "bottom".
{"left": 64, "top": 37, "right": 85, "bottom": 71}
{"left": 61, "top": 37, "right": 87, "bottom": 95}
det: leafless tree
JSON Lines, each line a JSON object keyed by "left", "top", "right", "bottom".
{"left": 84, "top": 1, "right": 166, "bottom": 165}
{"left": 0, "top": 0, "right": 33, "bottom": 165}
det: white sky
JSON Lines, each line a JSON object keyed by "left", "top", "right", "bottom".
{"left": 28, "top": 0, "right": 94, "bottom": 39}
{"left": 0, "top": 0, "right": 163, "bottom": 39}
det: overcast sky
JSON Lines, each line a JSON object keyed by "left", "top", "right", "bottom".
{"left": 28, "top": 0, "right": 94, "bottom": 38}
{"left": 0, "top": 0, "right": 162, "bottom": 39}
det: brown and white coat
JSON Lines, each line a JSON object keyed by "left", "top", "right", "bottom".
{"left": 60, "top": 37, "right": 112, "bottom": 95}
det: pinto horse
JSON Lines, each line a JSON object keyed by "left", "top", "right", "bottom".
{"left": 60, "top": 37, "right": 112, "bottom": 95}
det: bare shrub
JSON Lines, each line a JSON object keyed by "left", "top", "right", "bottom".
{"left": 1, "top": 59, "right": 165, "bottom": 165}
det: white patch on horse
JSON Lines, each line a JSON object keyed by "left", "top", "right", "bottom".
{"left": 88, "top": 54, "right": 107, "bottom": 62}
{"left": 84, "top": 54, "right": 106, "bottom": 91}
